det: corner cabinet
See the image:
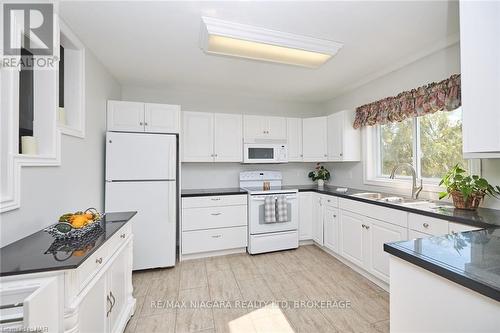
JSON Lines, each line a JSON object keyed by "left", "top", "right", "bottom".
{"left": 327, "top": 110, "right": 360, "bottom": 161}
{"left": 182, "top": 112, "right": 243, "bottom": 162}
{"left": 287, "top": 118, "right": 303, "bottom": 162}
{"left": 460, "top": 1, "right": 500, "bottom": 158}
{"left": 107, "top": 100, "right": 180, "bottom": 134}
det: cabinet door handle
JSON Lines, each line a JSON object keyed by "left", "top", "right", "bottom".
{"left": 340, "top": 153, "right": 343, "bottom": 156}
{"left": 333, "top": 214, "right": 337, "bottom": 218}
{"left": 423, "top": 223, "right": 429, "bottom": 228}
{"left": 210, "top": 212, "right": 222, "bottom": 216}
{"left": 110, "top": 291, "right": 116, "bottom": 310}
{"left": 324, "top": 154, "right": 327, "bottom": 157}
{"left": 106, "top": 295, "right": 112, "bottom": 317}
{"left": 365, "top": 225, "right": 370, "bottom": 230}
{"left": 139, "top": 122, "right": 143, "bottom": 126}
{"left": 120, "top": 233, "right": 126, "bottom": 238}
{"left": 211, "top": 234, "right": 222, "bottom": 238}
{"left": 96, "top": 257, "right": 103, "bottom": 264}
{"left": 361, "top": 224, "right": 365, "bottom": 229}
{"left": 144, "top": 122, "right": 148, "bottom": 126}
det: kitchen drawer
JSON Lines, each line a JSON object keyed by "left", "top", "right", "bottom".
{"left": 449, "top": 222, "right": 482, "bottom": 234}
{"left": 182, "top": 205, "right": 247, "bottom": 231}
{"left": 77, "top": 224, "right": 131, "bottom": 289}
{"left": 77, "top": 242, "right": 109, "bottom": 288}
{"left": 339, "top": 198, "right": 408, "bottom": 228}
{"left": 321, "top": 195, "right": 339, "bottom": 208}
{"left": 107, "top": 223, "right": 132, "bottom": 254}
{"left": 408, "top": 214, "right": 448, "bottom": 236}
{"left": 182, "top": 194, "right": 247, "bottom": 208}
{"left": 182, "top": 226, "right": 247, "bottom": 254}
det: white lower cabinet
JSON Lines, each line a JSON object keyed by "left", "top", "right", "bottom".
{"left": 323, "top": 206, "right": 340, "bottom": 253}
{"left": 299, "top": 192, "right": 313, "bottom": 240}
{"left": 340, "top": 210, "right": 366, "bottom": 267}
{"left": 311, "top": 194, "right": 324, "bottom": 245}
{"left": 340, "top": 210, "right": 408, "bottom": 283}
{"left": 79, "top": 274, "right": 107, "bottom": 333}
{"left": 181, "top": 195, "right": 248, "bottom": 258}
{"left": 0, "top": 224, "right": 134, "bottom": 333}
{"left": 367, "top": 217, "right": 407, "bottom": 283}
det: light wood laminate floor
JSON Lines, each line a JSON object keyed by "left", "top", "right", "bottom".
{"left": 126, "top": 245, "right": 389, "bottom": 333}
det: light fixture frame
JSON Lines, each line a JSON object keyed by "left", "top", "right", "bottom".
{"left": 200, "top": 16, "right": 343, "bottom": 67}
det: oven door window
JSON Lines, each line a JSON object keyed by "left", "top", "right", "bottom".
{"left": 248, "top": 148, "right": 274, "bottom": 160}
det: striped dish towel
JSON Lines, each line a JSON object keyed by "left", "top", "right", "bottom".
{"left": 276, "top": 195, "right": 288, "bottom": 222}
{"left": 264, "top": 196, "right": 277, "bottom": 223}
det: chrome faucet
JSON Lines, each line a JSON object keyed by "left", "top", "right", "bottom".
{"left": 389, "top": 163, "right": 423, "bottom": 199}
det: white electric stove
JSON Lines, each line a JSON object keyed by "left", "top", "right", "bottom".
{"left": 240, "top": 171, "right": 299, "bottom": 254}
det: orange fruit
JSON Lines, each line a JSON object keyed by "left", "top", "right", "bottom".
{"left": 70, "top": 215, "right": 88, "bottom": 229}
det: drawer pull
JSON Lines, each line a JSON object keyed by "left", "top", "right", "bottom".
{"left": 96, "top": 257, "right": 103, "bottom": 264}
{"left": 210, "top": 212, "right": 222, "bottom": 216}
{"left": 211, "top": 198, "right": 221, "bottom": 201}
{"left": 361, "top": 224, "right": 366, "bottom": 229}
{"left": 211, "top": 234, "right": 222, "bottom": 238}
{"left": 120, "top": 233, "right": 126, "bottom": 238}
{"left": 423, "top": 223, "right": 430, "bottom": 228}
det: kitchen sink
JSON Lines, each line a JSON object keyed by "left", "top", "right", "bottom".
{"left": 351, "top": 192, "right": 384, "bottom": 200}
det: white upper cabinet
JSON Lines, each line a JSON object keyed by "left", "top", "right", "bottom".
{"left": 243, "top": 115, "right": 286, "bottom": 142}
{"left": 107, "top": 100, "right": 180, "bottom": 133}
{"left": 302, "top": 116, "right": 328, "bottom": 161}
{"left": 287, "top": 118, "right": 303, "bottom": 161}
{"left": 144, "top": 103, "right": 181, "bottom": 133}
{"left": 460, "top": 1, "right": 500, "bottom": 158}
{"left": 107, "top": 101, "right": 144, "bottom": 132}
{"left": 327, "top": 110, "right": 360, "bottom": 161}
{"left": 182, "top": 111, "right": 215, "bottom": 162}
{"left": 214, "top": 113, "right": 243, "bottom": 162}
{"left": 182, "top": 112, "right": 243, "bottom": 162}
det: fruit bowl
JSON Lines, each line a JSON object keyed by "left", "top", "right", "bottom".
{"left": 44, "top": 208, "right": 105, "bottom": 240}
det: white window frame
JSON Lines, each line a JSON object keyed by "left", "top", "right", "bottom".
{"left": 363, "top": 109, "right": 481, "bottom": 194}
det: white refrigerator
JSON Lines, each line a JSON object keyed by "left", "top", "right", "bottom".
{"left": 105, "top": 132, "right": 177, "bottom": 270}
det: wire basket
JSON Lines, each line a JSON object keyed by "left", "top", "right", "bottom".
{"left": 44, "top": 215, "right": 104, "bottom": 240}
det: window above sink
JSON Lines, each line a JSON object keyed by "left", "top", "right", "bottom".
{"left": 363, "top": 107, "right": 481, "bottom": 194}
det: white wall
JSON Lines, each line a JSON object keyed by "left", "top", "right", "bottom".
{"left": 122, "top": 85, "right": 325, "bottom": 189}
{"left": 0, "top": 50, "right": 121, "bottom": 246}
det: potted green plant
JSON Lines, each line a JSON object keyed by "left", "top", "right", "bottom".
{"left": 438, "top": 164, "right": 500, "bottom": 210}
{"left": 308, "top": 163, "right": 331, "bottom": 188}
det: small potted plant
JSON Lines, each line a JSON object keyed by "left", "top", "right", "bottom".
{"left": 308, "top": 163, "right": 331, "bottom": 188}
{"left": 439, "top": 164, "right": 500, "bottom": 210}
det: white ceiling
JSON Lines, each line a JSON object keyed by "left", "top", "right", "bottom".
{"left": 60, "top": 1, "right": 459, "bottom": 102}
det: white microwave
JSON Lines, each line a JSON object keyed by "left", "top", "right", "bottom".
{"left": 243, "top": 143, "right": 288, "bottom": 164}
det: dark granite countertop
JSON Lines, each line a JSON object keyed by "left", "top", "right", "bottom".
{"left": 181, "top": 187, "right": 247, "bottom": 197}
{"left": 384, "top": 228, "right": 500, "bottom": 302}
{"left": 0, "top": 211, "right": 136, "bottom": 277}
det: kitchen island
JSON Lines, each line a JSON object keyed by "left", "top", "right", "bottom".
{"left": 385, "top": 228, "right": 500, "bottom": 332}
{"left": 0, "top": 211, "right": 136, "bottom": 333}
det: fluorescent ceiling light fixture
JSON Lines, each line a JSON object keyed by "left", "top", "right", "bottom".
{"left": 200, "top": 17, "right": 343, "bottom": 68}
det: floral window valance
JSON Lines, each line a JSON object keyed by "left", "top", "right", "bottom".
{"left": 353, "top": 74, "right": 461, "bottom": 129}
